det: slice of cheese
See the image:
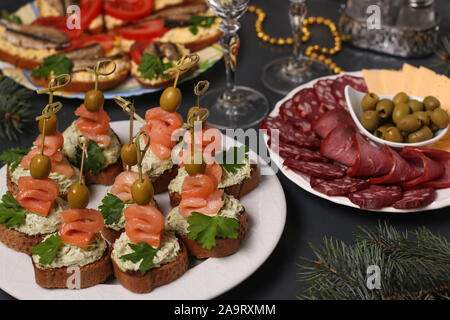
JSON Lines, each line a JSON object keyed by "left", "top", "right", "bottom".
{"left": 362, "top": 69, "right": 382, "bottom": 94}
{"left": 414, "top": 66, "right": 438, "bottom": 99}
{"left": 379, "top": 70, "right": 404, "bottom": 94}
{"left": 402, "top": 63, "right": 419, "bottom": 95}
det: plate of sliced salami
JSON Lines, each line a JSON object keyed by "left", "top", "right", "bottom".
{"left": 261, "top": 71, "right": 450, "bottom": 212}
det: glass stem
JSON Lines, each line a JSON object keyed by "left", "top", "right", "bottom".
{"left": 289, "top": 0, "right": 307, "bottom": 67}
{"left": 219, "top": 20, "right": 240, "bottom": 100}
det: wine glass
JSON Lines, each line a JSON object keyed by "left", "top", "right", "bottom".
{"left": 261, "top": 0, "right": 331, "bottom": 95}
{"left": 201, "top": 0, "right": 269, "bottom": 129}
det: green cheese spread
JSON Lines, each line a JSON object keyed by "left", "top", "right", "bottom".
{"left": 11, "top": 197, "right": 69, "bottom": 236}
{"left": 166, "top": 193, "right": 243, "bottom": 235}
{"left": 32, "top": 234, "right": 107, "bottom": 269}
{"left": 111, "top": 231, "right": 180, "bottom": 272}
{"left": 62, "top": 122, "right": 121, "bottom": 169}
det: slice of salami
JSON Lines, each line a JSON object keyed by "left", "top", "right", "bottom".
{"left": 310, "top": 176, "right": 369, "bottom": 196}
{"left": 347, "top": 185, "right": 403, "bottom": 209}
{"left": 400, "top": 149, "right": 445, "bottom": 188}
{"left": 292, "top": 88, "right": 324, "bottom": 122}
{"left": 261, "top": 116, "right": 321, "bottom": 149}
{"left": 392, "top": 187, "right": 435, "bottom": 209}
{"left": 313, "top": 79, "right": 339, "bottom": 111}
{"left": 331, "top": 75, "right": 368, "bottom": 109}
{"left": 279, "top": 100, "right": 313, "bottom": 134}
{"left": 272, "top": 142, "right": 328, "bottom": 162}
{"left": 284, "top": 159, "right": 346, "bottom": 179}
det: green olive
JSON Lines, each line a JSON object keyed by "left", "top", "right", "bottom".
{"left": 361, "top": 110, "right": 380, "bottom": 132}
{"left": 184, "top": 153, "right": 206, "bottom": 176}
{"left": 30, "top": 154, "right": 51, "bottom": 179}
{"left": 374, "top": 125, "right": 392, "bottom": 139}
{"left": 407, "top": 126, "right": 433, "bottom": 143}
{"left": 429, "top": 123, "right": 440, "bottom": 132}
{"left": 131, "top": 179, "right": 154, "bottom": 205}
{"left": 67, "top": 182, "right": 90, "bottom": 209}
{"left": 393, "top": 92, "right": 409, "bottom": 105}
{"left": 407, "top": 100, "right": 424, "bottom": 112}
{"left": 397, "top": 114, "right": 422, "bottom": 132}
{"left": 413, "top": 111, "right": 430, "bottom": 126}
{"left": 160, "top": 87, "right": 182, "bottom": 112}
{"left": 84, "top": 89, "right": 104, "bottom": 112}
{"left": 121, "top": 142, "right": 138, "bottom": 167}
{"left": 423, "top": 96, "right": 440, "bottom": 111}
{"left": 384, "top": 126, "right": 403, "bottom": 143}
{"left": 392, "top": 103, "right": 411, "bottom": 124}
{"left": 430, "top": 108, "right": 450, "bottom": 128}
{"left": 361, "top": 93, "right": 379, "bottom": 111}
{"left": 38, "top": 114, "right": 58, "bottom": 135}
{"left": 376, "top": 99, "right": 394, "bottom": 119}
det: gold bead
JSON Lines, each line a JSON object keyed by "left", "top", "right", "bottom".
{"left": 270, "top": 37, "right": 277, "bottom": 44}
{"left": 318, "top": 55, "right": 326, "bottom": 62}
{"left": 324, "top": 58, "right": 332, "bottom": 64}
{"left": 257, "top": 32, "right": 264, "bottom": 38}
{"left": 310, "top": 52, "right": 318, "bottom": 59}
{"left": 333, "top": 67, "right": 341, "bottom": 74}
{"left": 248, "top": 5, "right": 256, "bottom": 12}
{"left": 302, "top": 27, "right": 308, "bottom": 33}
{"left": 260, "top": 12, "right": 266, "bottom": 19}
{"left": 329, "top": 48, "right": 336, "bottom": 54}
{"left": 329, "top": 62, "right": 336, "bottom": 69}
{"left": 256, "top": 26, "right": 262, "bottom": 32}
{"left": 263, "top": 35, "right": 270, "bottom": 42}
{"left": 307, "top": 17, "right": 316, "bottom": 24}
{"left": 277, "top": 38, "right": 286, "bottom": 45}
{"left": 286, "top": 38, "right": 293, "bottom": 45}
{"left": 255, "top": 8, "right": 263, "bottom": 15}
{"left": 317, "top": 17, "right": 324, "bottom": 24}
{"left": 321, "top": 48, "right": 328, "bottom": 53}
{"left": 312, "top": 45, "right": 320, "bottom": 50}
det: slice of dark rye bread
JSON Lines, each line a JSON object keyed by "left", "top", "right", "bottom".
{"left": 112, "top": 239, "right": 189, "bottom": 293}
{"left": 179, "top": 210, "right": 248, "bottom": 259}
{"left": 6, "top": 164, "right": 69, "bottom": 199}
{"left": 169, "top": 163, "right": 259, "bottom": 207}
{"left": 0, "top": 222, "right": 47, "bottom": 255}
{"left": 85, "top": 161, "right": 123, "bottom": 186}
{"left": 32, "top": 246, "right": 113, "bottom": 289}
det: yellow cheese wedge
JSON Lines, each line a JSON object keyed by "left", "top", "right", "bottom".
{"left": 402, "top": 63, "right": 419, "bottom": 95}
{"left": 362, "top": 69, "right": 382, "bottom": 94}
{"left": 414, "top": 66, "right": 438, "bottom": 98}
{"left": 379, "top": 70, "right": 404, "bottom": 95}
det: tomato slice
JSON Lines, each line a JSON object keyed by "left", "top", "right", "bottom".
{"left": 64, "top": 34, "right": 115, "bottom": 54}
{"left": 119, "top": 19, "right": 168, "bottom": 41}
{"left": 31, "top": 0, "right": 102, "bottom": 40}
{"left": 129, "top": 40, "right": 151, "bottom": 64}
{"left": 104, "top": 0, "right": 154, "bottom": 22}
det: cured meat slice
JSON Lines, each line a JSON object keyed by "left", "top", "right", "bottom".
{"left": 279, "top": 99, "right": 313, "bottom": 134}
{"left": 348, "top": 185, "right": 403, "bottom": 209}
{"left": 403, "top": 147, "right": 450, "bottom": 189}
{"left": 347, "top": 134, "right": 393, "bottom": 177}
{"left": 369, "top": 146, "right": 422, "bottom": 184}
{"left": 313, "top": 79, "right": 339, "bottom": 111}
{"left": 310, "top": 176, "right": 369, "bottom": 196}
{"left": 268, "top": 139, "right": 327, "bottom": 162}
{"left": 331, "top": 75, "right": 368, "bottom": 109}
{"left": 292, "top": 88, "right": 324, "bottom": 122}
{"left": 392, "top": 187, "right": 435, "bottom": 209}
{"left": 312, "top": 108, "right": 355, "bottom": 139}
{"left": 320, "top": 125, "right": 358, "bottom": 166}
{"left": 284, "top": 159, "right": 346, "bottom": 179}
{"left": 260, "top": 116, "right": 321, "bottom": 149}
{"left": 400, "top": 149, "right": 445, "bottom": 188}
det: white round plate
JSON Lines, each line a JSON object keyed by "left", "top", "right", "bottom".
{"left": 0, "top": 121, "right": 286, "bottom": 300}
{"left": 265, "top": 71, "right": 450, "bottom": 213}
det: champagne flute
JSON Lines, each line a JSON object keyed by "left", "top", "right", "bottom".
{"left": 261, "top": 0, "right": 331, "bottom": 95}
{"left": 201, "top": 0, "right": 269, "bottom": 129}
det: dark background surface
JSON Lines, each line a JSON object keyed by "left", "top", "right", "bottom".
{"left": 0, "top": 0, "right": 449, "bottom": 300}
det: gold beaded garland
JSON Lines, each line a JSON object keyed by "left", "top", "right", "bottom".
{"left": 248, "top": 5, "right": 344, "bottom": 74}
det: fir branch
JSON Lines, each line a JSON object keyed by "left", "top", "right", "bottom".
{"left": 298, "top": 222, "right": 450, "bottom": 300}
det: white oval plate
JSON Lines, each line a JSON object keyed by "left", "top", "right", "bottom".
{"left": 265, "top": 71, "right": 450, "bottom": 213}
{"left": 0, "top": 121, "right": 286, "bottom": 300}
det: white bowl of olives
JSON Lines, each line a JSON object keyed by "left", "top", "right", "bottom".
{"left": 345, "top": 86, "right": 449, "bottom": 148}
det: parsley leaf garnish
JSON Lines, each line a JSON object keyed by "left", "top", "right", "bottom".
{"left": 187, "top": 212, "right": 239, "bottom": 250}
{"left": 31, "top": 55, "right": 73, "bottom": 79}
{"left": 30, "top": 234, "right": 64, "bottom": 265}
{"left": 99, "top": 193, "right": 126, "bottom": 225}
{"left": 75, "top": 140, "right": 104, "bottom": 175}
{"left": 137, "top": 54, "right": 173, "bottom": 80}
{"left": 120, "top": 242, "right": 159, "bottom": 275}
{"left": 214, "top": 145, "right": 249, "bottom": 174}
{"left": 0, "top": 191, "right": 26, "bottom": 227}
{"left": 188, "top": 16, "right": 216, "bottom": 35}
{"left": 0, "top": 147, "right": 30, "bottom": 172}
{"left": 1, "top": 10, "right": 22, "bottom": 24}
